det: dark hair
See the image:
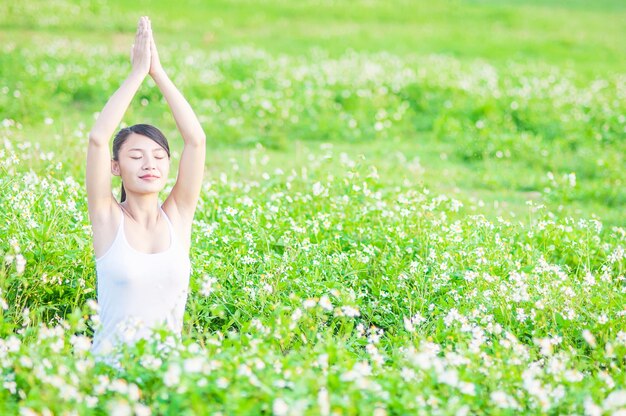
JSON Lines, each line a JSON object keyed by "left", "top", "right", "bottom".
{"left": 112, "top": 124, "right": 170, "bottom": 202}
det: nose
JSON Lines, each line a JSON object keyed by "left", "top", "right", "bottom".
{"left": 142, "top": 156, "right": 157, "bottom": 170}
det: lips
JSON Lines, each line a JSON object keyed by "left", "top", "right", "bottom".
{"left": 140, "top": 175, "right": 160, "bottom": 180}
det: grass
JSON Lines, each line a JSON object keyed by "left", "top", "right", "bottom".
{"left": 0, "top": 0, "right": 625, "bottom": 414}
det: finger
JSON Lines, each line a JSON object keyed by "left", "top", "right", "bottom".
{"left": 136, "top": 19, "right": 143, "bottom": 39}
{"left": 141, "top": 25, "right": 150, "bottom": 50}
{"left": 148, "top": 22, "right": 153, "bottom": 42}
{"left": 139, "top": 21, "right": 146, "bottom": 42}
{"left": 141, "top": 21, "right": 148, "bottom": 41}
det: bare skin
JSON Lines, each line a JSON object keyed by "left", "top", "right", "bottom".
{"left": 86, "top": 16, "right": 206, "bottom": 258}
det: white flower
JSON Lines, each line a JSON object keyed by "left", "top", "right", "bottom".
{"left": 404, "top": 313, "right": 426, "bottom": 333}
{"left": 134, "top": 404, "right": 151, "bottom": 416}
{"left": 604, "top": 390, "right": 626, "bottom": 410}
{"left": 564, "top": 370, "right": 584, "bottom": 382}
{"left": 86, "top": 299, "right": 99, "bottom": 312}
{"left": 444, "top": 308, "right": 462, "bottom": 327}
{"left": 3, "top": 381, "right": 17, "bottom": 394}
{"left": 400, "top": 367, "right": 416, "bottom": 382}
{"left": 439, "top": 369, "right": 458, "bottom": 387}
{"left": 200, "top": 275, "right": 218, "bottom": 296}
{"left": 140, "top": 355, "right": 162, "bottom": 371}
{"left": 224, "top": 206, "right": 238, "bottom": 216}
{"left": 317, "top": 354, "right": 329, "bottom": 370}
{"left": 70, "top": 335, "right": 92, "bottom": 353}
{"left": 19, "top": 407, "right": 39, "bottom": 416}
{"left": 128, "top": 384, "right": 140, "bottom": 401}
{"left": 290, "top": 308, "right": 302, "bottom": 322}
{"left": 341, "top": 305, "right": 360, "bottom": 317}
{"left": 490, "top": 391, "right": 519, "bottom": 409}
{"left": 6, "top": 336, "right": 21, "bottom": 352}
{"left": 312, "top": 182, "right": 325, "bottom": 196}
{"left": 567, "top": 172, "right": 576, "bottom": 187}
{"left": 340, "top": 361, "right": 372, "bottom": 382}
{"left": 459, "top": 382, "right": 476, "bottom": 396}
{"left": 19, "top": 356, "right": 33, "bottom": 368}
{"left": 273, "top": 398, "right": 289, "bottom": 416}
{"left": 318, "top": 387, "right": 330, "bottom": 416}
{"left": 184, "top": 357, "right": 204, "bottom": 373}
{"left": 318, "top": 295, "right": 333, "bottom": 311}
{"left": 582, "top": 330, "right": 596, "bottom": 348}
{"left": 15, "top": 254, "right": 26, "bottom": 275}
{"left": 85, "top": 396, "right": 98, "bottom": 408}
{"left": 108, "top": 400, "right": 132, "bottom": 416}
{"left": 163, "top": 364, "right": 181, "bottom": 387}
{"left": 583, "top": 271, "right": 596, "bottom": 286}
{"left": 76, "top": 359, "right": 92, "bottom": 374}
{"left": 403, "top": 316, "right": 415, "bottom": 332}
{"left": 535, "top": 337, "right": 554, "bottom": 356}
{"left": 109, "top": 379, "right": 129, "bottom": 395}
{"left": 584, "top": 397, "right": 602, "bottom": 416}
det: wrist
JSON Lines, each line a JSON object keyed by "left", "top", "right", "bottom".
{"left": 129, "top": 69, "right": 148, "bottom": 81}
{"left": 150, "top": 67, "right": 167, "bottom": 80}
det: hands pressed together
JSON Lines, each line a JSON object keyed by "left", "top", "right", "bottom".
{"left": 130, "top": 16, "right": 163, "bottom": 78}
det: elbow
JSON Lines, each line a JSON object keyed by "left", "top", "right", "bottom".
{"left": 189, "top": 133, "right": 206, "bottom": 147}
{"left": 88, "top": 131, "right": 108, "bottom": 146}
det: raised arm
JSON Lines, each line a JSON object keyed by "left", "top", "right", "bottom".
{"left": 86, "top": 17, "right": 151, "bottom": 220}
{"left": 147, "top": 18, "right": 206, "bottom": 220}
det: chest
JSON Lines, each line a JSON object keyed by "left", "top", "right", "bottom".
{"left": 124, "top": 219, "right": 172, "bottom": 254}
{"left": 97, "top": 245, "right": 191, "bottom": 291}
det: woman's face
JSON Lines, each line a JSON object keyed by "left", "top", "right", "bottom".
{"left": 112, "top": 133, "right": 170, "bottom": 197}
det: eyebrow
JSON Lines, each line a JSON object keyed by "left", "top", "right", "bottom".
{"left": 127, "top": 148, "right": 166, "bottom": 152}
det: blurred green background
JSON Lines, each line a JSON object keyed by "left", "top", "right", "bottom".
{"left": 0, "top": 0, "right": 624, "bottom": 225}
{"left": 2, "top": 0, "right": 624, "bottom": 73}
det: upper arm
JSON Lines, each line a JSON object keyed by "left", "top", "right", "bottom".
{"left": 166, "top": 139, "right": 206, "bottom": 221}
{"left": 85, "top": 136, "right": 116, "bottom": 222}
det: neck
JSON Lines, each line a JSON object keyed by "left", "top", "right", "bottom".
{"left": 121, "top": 194, "right": 161, "bottom": 228}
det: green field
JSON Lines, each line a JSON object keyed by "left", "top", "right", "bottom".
{"left": 0, "top": 0, "right": 625, "bottom": 414}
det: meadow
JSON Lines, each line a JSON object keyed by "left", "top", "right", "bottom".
{"left": 0, "top": 0, "right": 625, "bottom": 414}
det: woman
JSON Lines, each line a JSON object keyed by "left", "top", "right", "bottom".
{"left": 86, "top": 16, "right": 206, "bottom": 356}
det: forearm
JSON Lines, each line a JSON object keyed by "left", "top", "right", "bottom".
{"left": 89, "top": 71, "right": 145, "bottom": 144}
{"left": 151, "top": 69, "right": 206, "bottom": 144}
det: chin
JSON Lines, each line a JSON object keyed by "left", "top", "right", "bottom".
{"left": 131, "top": 183, "right": 165, "bottom": 195}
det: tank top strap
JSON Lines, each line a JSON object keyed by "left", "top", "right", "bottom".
{"left": 118, "top": 203, "right": 125, "bottom": 226}
{"left": 160, "top": 206, "right": 176, "bottom": 245}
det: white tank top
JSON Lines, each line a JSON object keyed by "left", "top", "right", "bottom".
{"left": 91, "top": 203, "right": 191, "bottom": 356}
